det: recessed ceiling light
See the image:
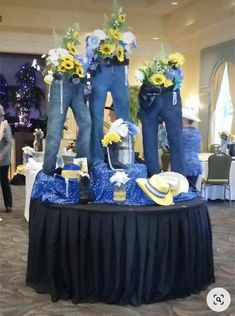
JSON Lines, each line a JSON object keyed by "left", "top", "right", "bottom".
{"left": 171, "top": 1, "right": 178, "bottom": 5}
{"left": 152, "top": 37, "right": 160, "bottom": 40}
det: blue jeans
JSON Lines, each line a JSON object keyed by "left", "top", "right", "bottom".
{"left": 43, "top": 77, "right": 91, "bottom": 175}
{"left": 140, "top": 89, "right": 185, "bottom": 176}
{"left": 89, "top": 65, "right": 130, "bottom": 165}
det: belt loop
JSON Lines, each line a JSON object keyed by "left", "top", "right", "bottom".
{"left": 48, "top": 85, "right": 51, "bottom": 103}
{"left": 172, "top": 91, "right": 177, "bottom": 105}
{"left": 65, "top": 178, "right": 69, "bottom": 197}
{"left": 60, "top": 80, "right": 63, "bottom": 114}
{"left": 125, "top": 65, "right": 128, "bottom": 86}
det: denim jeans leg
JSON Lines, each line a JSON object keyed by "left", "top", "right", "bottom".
{"left": 160, "top": 91, "right": 185, "bottom": 175}
{"left": 140, "top": 99, "right": 160, "bottom": 176}
{"left": 110, "top": 65, "right": 130, "bottom": 121}
{"left": 43, "top": 79, "right": 71, "bottom": 175}
{"left": 90, "top": 68, "right": 110, "bottom": 165}
{"left": 71, "top": 82, "right": 91, "bottom": 163}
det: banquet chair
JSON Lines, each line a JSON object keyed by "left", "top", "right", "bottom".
{"left": 209, "top": 144, "right": 220, "bottom": 153}
{"left": 200, "top": 152, "right": 232, "bottom": 201}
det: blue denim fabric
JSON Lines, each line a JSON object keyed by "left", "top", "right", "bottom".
{"left": 89, "top": 65, "right": 130, "bottom": 165}
{"left": 140, "top": 90, "right": 185, "bottom": 176}
{"left": 43, "top": 76, "right": 91, "bottom": 175}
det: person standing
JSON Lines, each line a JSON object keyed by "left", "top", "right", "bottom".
{"left": 0, "top": 105, "right": 13, "bottom": 213}
{"left": 182, "top": 107, "right": 202, "bottom": 187}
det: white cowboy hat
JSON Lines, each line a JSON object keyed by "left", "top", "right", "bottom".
{"left": 158, "top": 171, "right": 189, "bottom": 196}
{"left": 182, "top": 107, "right": 201, "bottom": 122}
{"left": 136, "top": 174, "right": 173, "bottom": 206}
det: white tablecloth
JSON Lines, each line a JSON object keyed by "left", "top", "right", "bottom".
{"left": 24, "top": 168, "right": 40, "bottom": 221}
{"left": 196, "top": 153, "right": 235, "bottom": 200}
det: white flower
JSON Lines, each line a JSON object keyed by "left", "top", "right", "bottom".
{"left": 122, "top": 31, "right": 136, "bottom": 45}
{"left": 117, "top": 124, "right": 129, "bottom": 137}
{"left": 22, "top": 146, "right": 35, "bottom": 155}
{"left": 135, "top": 69, "right": 144, "bottom": 82}
{"left": 93, "top": 29, "right": 107, "bottom": 40}
{"left": 109, "top": 171, "right": 130, "bottom": 187}
{"left": 109, "top": 119, "right": 129, "bottom": 137}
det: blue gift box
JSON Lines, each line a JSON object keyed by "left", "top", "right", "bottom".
{"left": 90, "top": 163, "right": 154, "bottom": 205}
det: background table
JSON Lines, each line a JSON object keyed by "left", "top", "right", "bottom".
{"left": 26, "top": 197, "right": 215, "bottom": 306}
{"left": 197, "top": 153, "right": 235, "bottom": 200}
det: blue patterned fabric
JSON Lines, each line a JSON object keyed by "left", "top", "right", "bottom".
{"left": 63, "top": 163, "right": 81, "bottom": 170}
{"left": 31, "top": 171, "right": 80, "bottom": 204}
{"left": 90, "top": 163, "right": 154, "bottom": 205}
{"left": 173, "top": 188, "right": 200, "bottom": 203}
{"left": 183, "top": 126, "right": 202, "bottom": 176}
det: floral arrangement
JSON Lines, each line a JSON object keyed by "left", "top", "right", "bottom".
{"left": 33, "top": 128, "right": 44, "bottom": 139}
{"left": 102, "top": 118, "right": 139, "bottom": 147}
{"left": 22, "top": 146, "right": 35, "bottom": 155}
{"left": 110, "top": 171, "right": 130, "bottom": 187}
{"left": 219, "top": 131, "right": 231, "bottom": 141}
{"left": 86, "top": 2, "right": 136, "bottom": 64}
{"left": 42, "top": 24, "right": 88, "bottom": 85}
{"left": 135, "top": 52, "right": 185, "bottom": 90}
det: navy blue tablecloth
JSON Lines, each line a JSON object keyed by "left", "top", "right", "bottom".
{"left": 26, "top": 197, "right": 215, "bottom": 306}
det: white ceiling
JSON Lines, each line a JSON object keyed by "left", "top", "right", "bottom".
{"left": 1, "top": 0, "right": 234, "bottom": 54}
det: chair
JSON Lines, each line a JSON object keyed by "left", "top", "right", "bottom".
{"left": 201, "top": 152, "right": 232, "bottom": 201}
{"left": 209, "top": 143, "right": 220, "bottom": 153}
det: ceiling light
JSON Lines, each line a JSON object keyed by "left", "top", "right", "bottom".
{"left": 171, "top": 1, "right": 178, "bottom": 5}
{"left": 152, "top": 37, "right": 160, "bottom": 40}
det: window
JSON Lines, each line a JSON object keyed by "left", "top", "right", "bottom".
{"left": 211, "top": 62, "right": 233, "bottom": 144}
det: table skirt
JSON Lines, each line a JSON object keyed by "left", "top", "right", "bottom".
{"left": 26, "top": 198, "right": 215, "bottom": 306}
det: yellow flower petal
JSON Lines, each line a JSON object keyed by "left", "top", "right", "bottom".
{"left": 102, "top": 132, "right": 122, "bottom": 147}
{"left": 98, "top": 43, "right": 115, "bottom": 55}
{"left": 116, "top": 45, "right": 124, "bottom": 62}
{"left": 150, "top": 73, "right": 166, "bottom": 86}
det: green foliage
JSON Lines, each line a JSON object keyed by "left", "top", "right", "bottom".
{"left": 129, "top": 86, "right": 140, "bottom": 124}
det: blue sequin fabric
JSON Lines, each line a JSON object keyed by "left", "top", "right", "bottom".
{"left": 90, "top": 163, "right": 154, "bottom": 205}
{"left": 173, "top": 188, "right": 200, "bottom": 202}
{"left": 31, "top": 171, "right": 80, "bottom": 204}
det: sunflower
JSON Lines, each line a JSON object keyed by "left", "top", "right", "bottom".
{"left": 164, "top": 78, "right": 173, "bottom": 88}
{"left": 61, "top": 54, "right": 74, "bottom": 62}
{"left": 108, "top": 28, "right": 121, "bottom": 41}
{"left": 67, "top": 42, "right": 78, "bottom": 55}
{"left": 98, "top": 43, "right": 115, "bottom": 55}
{"left": 57, "top": 63, "right": 67, "bottom": 73}
{"left": 118, "top": 13, "right": 126, "bottom": 23}
{"left": 75, "top": 65, "right": 85, "bottom": 78}
{"left": 64, "top": 60, "right": 74, "bottom": 70}
{"left": 150, "top": 73, "right": 166, "bottom": 86}
{"left": 72, "top": 31, "right": 79, "bottom": 41}
{"left": 116, "top": 45, "right": 124, "bottom": 62}
{"left": 101, "top": 132, "right": 122, "bottom": 147}
{"left": 168, "top": 52, "right": 185, "bottom": 67}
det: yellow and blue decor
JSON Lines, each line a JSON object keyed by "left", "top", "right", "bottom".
{"left": 31, "top": 164, "right": 81, "bottom": 204}
{"left": 90, "top": 163, "right": 154, "bottom": 205}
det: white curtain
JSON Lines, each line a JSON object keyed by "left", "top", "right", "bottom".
{"left": 227, "top": 61, "right": 235, "bottom": 135}
{"left": 209, "top": 62, "right": 226, "bottom": 144}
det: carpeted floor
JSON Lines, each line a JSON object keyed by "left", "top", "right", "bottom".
{"left": 0, "top": 185, "right": 234, "bottom": 316}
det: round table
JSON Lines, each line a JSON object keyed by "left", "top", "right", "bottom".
{"left": 26, "top": 197, "right": 215, "bottom": 306}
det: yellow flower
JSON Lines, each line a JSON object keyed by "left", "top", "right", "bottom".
{"left": 72, "top": 31, "right": 79, "bottom": 41}
{"left": 57, "top": 63, "right": 67, "bottom": 73}
{"left": 98, "top": 43, "right": 115, "bottom": 55}
{"left": 44, "top": 74, "right": 53, "bottom": 85}
{"left": 102, "top": 132, "right": 122, "bottom": 147}
{"left": 61, "top": 54, "right": 74, "bottom": 62}
{"left": 116, "top": 45, "right": 124, "bottom": 62}
{"left": 150, "top": 73, "right": 166, "bottom": 86}
{"left": 75, "top": 65, "right": 85, "bottom": 78}
{"left": 168, "top": 52, "right": 185, "bottom": 66}
{"left": 67, "top": 42, "right": 78, "bottom": 55}
{"left": 164, "top": 78, "right": 173, "bottom": 88}
{"left": 64, "top": 60, "right": 74, "bottom": 70}
{"left": 108, "top": 28, "right": 121, "bottom": 41}
{"left": 118, "top": 13, "right": 126, "bottom": 23}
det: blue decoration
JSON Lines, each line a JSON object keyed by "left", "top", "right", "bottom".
{"left": 31, "top": 171, "right": 80, "bottom": 204}
{"left": 90, "top": 163, "right": 154, "bottom": 205}
{"left": 173, "top": 188, "right": 200, "bottom": 202}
